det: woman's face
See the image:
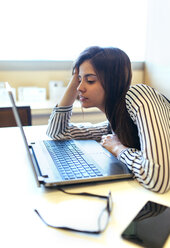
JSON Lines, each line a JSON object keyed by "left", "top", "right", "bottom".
{"left": 77, "top": 60, "right": 105, "bottom": 112}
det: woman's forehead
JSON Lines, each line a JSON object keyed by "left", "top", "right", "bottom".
{"left": 79, "top": 60, "right": 95, "bottom": 75}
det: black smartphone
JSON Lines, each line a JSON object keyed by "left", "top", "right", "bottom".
{"left": 121, "top": 201, "right": 170, "bottom": 248}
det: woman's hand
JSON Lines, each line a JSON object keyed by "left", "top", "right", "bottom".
{"left": 58, "top": 67, "right": 80, "bottom": 107}
{"left": 69, "top": 67, "right": 80, "bottom": 89}
{"left": 101, "top": 134, "right": 128, "bottom": 157}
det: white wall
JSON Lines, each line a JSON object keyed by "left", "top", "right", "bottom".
{"left": 145, "top": 0, "right": 170, "bottom": 99}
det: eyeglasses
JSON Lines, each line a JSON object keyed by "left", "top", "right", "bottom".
{"left": 34, "top": 187, "right": 113, "bottom": 234}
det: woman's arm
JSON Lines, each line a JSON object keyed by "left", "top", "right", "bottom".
{"left": 103, "top": 84, "right": 170, "bottom": 193}
{"left": 120, "top": 84, "right": 170, "bottom": 193}
{"left": 46, "top": 105, "right": 110, "bottom": 141}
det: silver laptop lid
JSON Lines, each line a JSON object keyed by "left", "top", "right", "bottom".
{"left": 6, "top": 82, "right": 40, "bottom": 187}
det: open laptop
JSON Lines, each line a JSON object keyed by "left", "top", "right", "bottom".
{"left": 7, "top": 83, "right": 132, "bottom": 187}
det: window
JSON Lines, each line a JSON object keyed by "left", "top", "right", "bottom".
{"left": 0, "top": 0, "right": 147, "bottom": 62}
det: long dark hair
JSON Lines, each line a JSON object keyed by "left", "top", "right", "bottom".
{"left": 74, "top": 46, "right": 140, "bottom": 149}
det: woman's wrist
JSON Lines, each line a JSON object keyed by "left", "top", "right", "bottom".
{"left": 112, "top": 144, "right": 128, "bottom": 157}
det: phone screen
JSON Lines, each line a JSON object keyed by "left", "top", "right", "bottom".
{"left": 121, "top": 201, "right": 170, "bottom": 248}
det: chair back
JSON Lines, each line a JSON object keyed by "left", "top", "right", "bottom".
{"left": 0, "top": 106, "right": 32, "bottom": 127}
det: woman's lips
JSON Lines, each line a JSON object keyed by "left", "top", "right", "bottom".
{"left": 79, "top": 95, "right": 88, "bottom": 102}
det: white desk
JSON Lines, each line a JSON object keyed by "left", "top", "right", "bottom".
{"left": 0, "top": 126, "right": 170, "bottom": 248}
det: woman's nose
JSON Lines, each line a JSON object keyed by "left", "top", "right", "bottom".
{"left": 77, "top": 80, "right": 86, "bottom": 92}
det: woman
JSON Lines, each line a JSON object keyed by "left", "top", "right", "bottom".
{"left": 47, "top": 46, "right": 170, "bottom": 193}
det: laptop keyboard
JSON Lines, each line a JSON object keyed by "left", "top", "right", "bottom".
{"left": 44, "top": 140, "right": 103, "bottom": 181}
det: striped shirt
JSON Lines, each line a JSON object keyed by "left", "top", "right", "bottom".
{"left": 46, "top": 84, "right": 170, "bottom": 193}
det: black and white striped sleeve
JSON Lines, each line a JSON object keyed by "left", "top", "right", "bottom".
{"left": 118, "top": 84, "right": 170, "bottom": 193}
{"left": 46, "top": 105, "right": 110, "bottom": 141}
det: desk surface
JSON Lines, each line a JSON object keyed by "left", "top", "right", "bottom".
{"left": 0, "top": 126, "right": 170, "bottom": 248}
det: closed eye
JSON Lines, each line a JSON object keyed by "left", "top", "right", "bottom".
{"left": 87, "top": 80, "right": 95, "bottom": 84}
{"left": 78, "top": 74, "right": 98, "bottom": 84}
{"left": 86, "top": 75, "right": 97, "bottom": 84}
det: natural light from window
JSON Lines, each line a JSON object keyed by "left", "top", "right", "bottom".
{"left": 0, "top": 0, "right": 147, "bottom": 61}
